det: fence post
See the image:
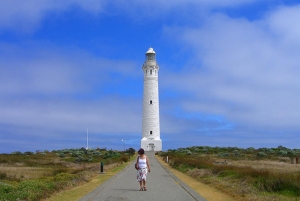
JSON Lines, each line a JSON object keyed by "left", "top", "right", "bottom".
{"left": 100, "top": 162, "right": 106, "bottom": 174}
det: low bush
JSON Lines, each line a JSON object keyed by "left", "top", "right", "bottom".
{"left": 254, "top": 173, "right": 300, "bottom": 196}
{"left": 257, "top": 152, "right": 267, "bottom": 157}
{"left": 51, "top": 168, "right": 69, "bottom": 176}
{"left": 119, "top": 155, "right": 129, "bottom": 162}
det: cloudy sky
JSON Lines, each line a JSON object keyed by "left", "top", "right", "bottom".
{"left": 0, "top": 0, "right": 299, "bottom": 153}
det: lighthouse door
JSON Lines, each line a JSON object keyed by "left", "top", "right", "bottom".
{"left": 149, "top": 143, "right": 154, "bottom": 151}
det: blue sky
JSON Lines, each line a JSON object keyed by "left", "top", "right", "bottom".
{"left": 0, "top": 0, "right": 299, "bottom": 153}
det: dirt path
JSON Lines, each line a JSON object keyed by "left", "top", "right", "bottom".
{"left": 156, "top": 155, "right": 235, "bottom": 201}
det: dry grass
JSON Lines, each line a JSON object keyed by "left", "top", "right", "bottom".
{"left": 229, "top": 159, "right": 300, "bottom": 173}
{"left": 0, "top": 167, "right": 51, "bottom": 180}
{"left": 189, "top": 170, "right": 295, "bottom": 201}
{"left": 164, "top": 154, "right": 300, "bottom": 201}
{"left": 0, "top": 160, "right": 102, "bottom": 181}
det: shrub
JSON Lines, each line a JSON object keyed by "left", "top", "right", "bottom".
{"left": 254, "top": 173, "right": 300, "bottom": 195}
{"left": 0, "top": 172, "right": 7, "bottom": 180}
{"left": 11, "top": 151, "right": 22, "bottom": 155}
{"left": 202, "top": 149, "right": 208, "bottom": 154}
{"left": 257, "top": 152, "right": 267, "bottom": 157}
{"left": 104, "top": 151, "right": 121, "bottom": 159}
{"left": 24, "top": 151, "right": 34, "bottom": 155}
{"left": 0, "top": 183, "right": 15, "bottom": 200}
{"left": 93, "top": 151, "right": 102, "bottom": 156}
{"left": 233, "top": 150, "right": 240, "bottom": 157}
{"left": 246, "top": 147, "right": 255, "bottom": 153}
{"left": 278, "top": 150, "right": 288, "bottom": 156}
{"left": 120, "top": 156, "right": 128, "bottom": 162}
{"left": 59, "top": 153, "right": 66, "bottom": 158}
{"left": 53, "top": 172, "right": 77, "bottom": 182}
{"left": 218, "top": 152, "right": 230, "bottom": 157}
{"left": 52, "top": 168, "right": 69, "bottom": 176}
{"left": 0, "top": 180, "right": 52, "bottom": 201}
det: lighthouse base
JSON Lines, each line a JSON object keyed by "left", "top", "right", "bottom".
{"left": 141, "top": 138, "right": 162, "bottom": 151}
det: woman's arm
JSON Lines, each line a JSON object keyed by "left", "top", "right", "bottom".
{"left": 146, "top": 156, "right": 150, "bottom": 172}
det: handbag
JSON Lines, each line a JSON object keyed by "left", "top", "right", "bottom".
{"left": 135, "top": 156, "right": 139, "bottom": 170}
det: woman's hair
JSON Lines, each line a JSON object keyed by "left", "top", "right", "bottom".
{"left": 138, "top": 148, "right": 145, "bottom": 154}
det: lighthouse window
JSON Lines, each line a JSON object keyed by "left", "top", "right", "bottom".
{"left": 148, "top": 55, "right": 155, "bottom": 60}
{"left": 146, "top": 70, "right": 147, "bottom": 75}
{"left": 150, "top": 131, "right": 152, "bottom": 135}
{"left": 150, "top": 70, "right": 152, "bottom": 75}
{"left": 150, "top": 100, "right": 152, "bottom": 104}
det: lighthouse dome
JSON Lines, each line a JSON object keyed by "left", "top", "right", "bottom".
{"left": 146, "top": 47, "right": 156, "bottom": 54}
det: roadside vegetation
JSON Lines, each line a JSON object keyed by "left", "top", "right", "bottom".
{"left": 0, "top": 147, "right": 135, "bottom": 201}
{"left": 158, "top": 145, "right": 300, "bottom": 201}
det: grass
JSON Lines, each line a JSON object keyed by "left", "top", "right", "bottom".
{"left": 177, "top": 160, "right": 300, "bottom": 197}
{"left": 160, "top": 146, "right": 300, "bottom": 201}
{"left": 0, "top": 148, "right": 134, "bottom": 201}
{"left": 45, "top": 162, "right": 129, "bottom": 201}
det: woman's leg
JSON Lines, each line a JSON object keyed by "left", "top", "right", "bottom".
{"left": 143, "top": 180, "right": 147, "bottom": 191}
{"left": 139, "top": 181, "right": 143, "bottom": 190}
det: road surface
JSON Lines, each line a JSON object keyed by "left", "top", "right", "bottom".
{"left": 79, "top": 152, "right": 206, "bottom": 201}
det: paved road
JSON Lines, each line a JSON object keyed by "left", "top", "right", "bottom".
{"left": 79, "top": 152, "right": 206, "bottom": 201}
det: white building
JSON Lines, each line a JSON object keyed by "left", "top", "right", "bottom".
{"left": 141, "top": 47, "right": 162, "bottom": 151}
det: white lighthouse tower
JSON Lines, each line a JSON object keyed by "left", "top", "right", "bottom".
{"left": 141, "top": 47, "right": 162, "bottom": 151}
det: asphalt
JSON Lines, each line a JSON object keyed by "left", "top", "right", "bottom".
{"left": 79, "top": 152, "right": 206, "bottom": 201}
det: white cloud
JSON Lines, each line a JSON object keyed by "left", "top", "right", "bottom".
{"left": 0, "top": 0, "right": 107, "bottom": 33}
{"left": 0, "top": 0, "right": 259, "bottom": 33}
{"left": 129, "top": 0, "right": 257, "bottom": 8}
{"left": 0, "top": 97, "right": 141, "bottom": 134}
{"left": 0, "top": 42, "right": 138, "bottom": 96}
{"left": 0, "top": 42, "right": 142, "bottom": 152}
{"left": 162, "top": 5, "right": 300, "bottom": 131}
{"left": 267, "top": 5, "right": 300, "bottom": 45}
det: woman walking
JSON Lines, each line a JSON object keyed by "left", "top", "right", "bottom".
{"left": 136, "top": 148, "right": 150, "bottom": 191}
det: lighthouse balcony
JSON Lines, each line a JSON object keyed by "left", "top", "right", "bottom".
{"left": 143, "top": 61, "right": 158, "bottom": 67}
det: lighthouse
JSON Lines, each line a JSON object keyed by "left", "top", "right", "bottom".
{"left": 141, "top": 47, "right": 162, "bottom": 151}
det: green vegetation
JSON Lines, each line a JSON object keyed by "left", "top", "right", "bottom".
{"left": 0, "top": 147, "right": 135, "bottom": 201}
{"left": 160, "top": 145, "right": 300, "bottom": 200}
